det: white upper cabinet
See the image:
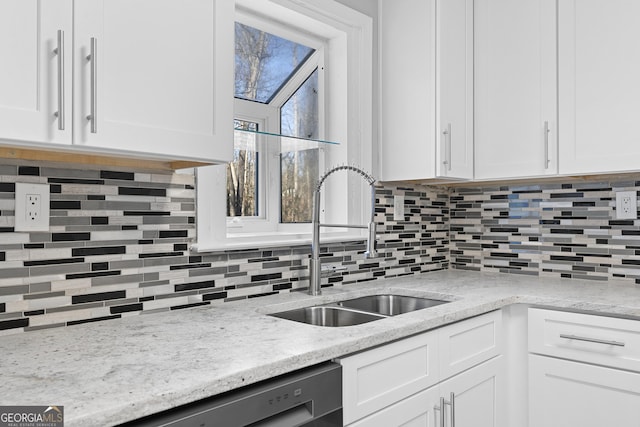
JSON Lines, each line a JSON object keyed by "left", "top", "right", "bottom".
{"left": 380, "top": 0, "right": 473, "bottom": 182}
{"left": 380, "top": 0, "right": 435, "bottom": 182}
{"left": 436, "top": 0, "right": 474, "bottom": 180}
{"left": 558, "top": 0, "right": 640, "bottom": 174}
{"left": 474, "top": 0, "right": 557, "bottom": 180}
{"left": 0, "top": 0, "right": 72, "bottom": 145}
{"left": 0, "top": 0, "right": 233, "bottom": 165}
{"left": 73, "top": 0, "right": 232, "bottom": 163}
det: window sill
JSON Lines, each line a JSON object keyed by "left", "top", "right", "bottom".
{"left": 191, "top": 231, "right": 366, "bottom": 253}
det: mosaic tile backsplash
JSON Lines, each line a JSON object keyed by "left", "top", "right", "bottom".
{"left": 4, "top": 159, "right": 640, "bottom": 335}
{"left": 0, "top": 162, "right": 449, "bottom": 335}
{"left": 451, "top": 180, "right": 640, "bottom": 283}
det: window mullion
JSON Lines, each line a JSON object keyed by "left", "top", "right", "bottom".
{"left": 268, "top": 50, "right": 321, "bottom": 108}
{"left": 265, "top": 106, "right": 281, "bottom": 231}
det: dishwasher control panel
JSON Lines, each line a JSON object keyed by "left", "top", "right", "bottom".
{"left": 120, "top": 362, "right": 342, "bottom": 427}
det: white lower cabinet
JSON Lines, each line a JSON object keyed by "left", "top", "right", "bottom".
{"left": 529, "top": 308, "right": 640, "bottom": 427}
{"left": 439, "top": 356, "right": 503, "bottom": 427}
{"left": 529, "top": 354, "right": 640, "bottom": 427}
{"left": 339, "top": 310, "right": 503, "bottom": 427}
{"left": 351, "top": 356, "right": 504, "bottom": 427}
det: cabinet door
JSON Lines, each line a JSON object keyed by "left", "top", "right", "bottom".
{"left": 338, "top": 331, "right": 440, "bottom": 425}
{"left": 530, "top": 354, "right": 640, "bottom": 427}
{"left": 474, "top": 0, "right": 557, "bottom": 179}
{"left": 73, "top": 0, "right": 233, "bottom": 163}
{"left": 349, "top": 386, "right": 441, "bottom": 427}
{"left": 379, "top": 0, "right": 436, "bottom": 181}
{"left": 0, "top": 0, "right": 72, "bottom": 145}
{"left": 558, "top": 0, "right": 640, "bottom": 174}
{"left": 436, "top": 0, "right": 473, "bottom": 179}
{"left": 440, "top": 356, "right": 505, "bottom": 427}
{"left": 380, "top": 0, "right": 473, "bottom": 182}
{"left": 439, "top": 310, "right": 503, "bottom": 381}
{"left": 440, "top": 356, "right": 504, "bottom": 427}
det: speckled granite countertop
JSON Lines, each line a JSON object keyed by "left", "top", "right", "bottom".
{"left": 4, "top": 270, "right": 640, "bottom": 426}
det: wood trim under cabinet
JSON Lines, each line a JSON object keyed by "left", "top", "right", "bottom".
{"left": 0, "top": 145, "right": 210, "bottom": 171}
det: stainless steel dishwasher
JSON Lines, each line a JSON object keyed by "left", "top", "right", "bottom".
{"left": 121, "top": 362, "right": 342, "bottom": 427}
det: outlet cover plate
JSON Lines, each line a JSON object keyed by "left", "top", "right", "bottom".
{"left": 15, "top": 183, "right": 50, "bottom": 231}
{"left": 616, "top": 190, "right": 638, "bottom": 220}
{"left": 394, "top": 195, "right": 404, "bottom": 221}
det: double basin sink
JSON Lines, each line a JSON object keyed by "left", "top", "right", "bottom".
{"left": 270, "top": 294, "right": 449, "bottom": 327}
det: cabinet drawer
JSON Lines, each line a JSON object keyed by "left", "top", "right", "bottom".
{"left": 337, "top": 331, "right": 439, "bottom": 425}
{"left": 439, "top": 310, "right": 503, "bottom": 380}
{"left": 529, "top": 308, "right": 640, "bottom": 372}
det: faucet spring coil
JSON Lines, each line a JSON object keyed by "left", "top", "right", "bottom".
{"left": 316, "top": 164, "right": 375, "bottom": 192}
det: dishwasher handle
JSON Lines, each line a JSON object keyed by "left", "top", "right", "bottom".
{"left": 252, "top": 401, "right": 313, "bottom": 427}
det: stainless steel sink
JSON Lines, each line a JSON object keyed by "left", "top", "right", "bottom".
{"left": 337, "top": 294, "right": 448, "bottom": 316}
{"left": 270, "top": 294, "right": 451, "bottom": 327}
{"left": 270, "top": 306, "right": 385, "bottom": 327}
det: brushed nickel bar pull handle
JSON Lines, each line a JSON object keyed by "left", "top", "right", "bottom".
{"left": 544, "top": 121, "right": 550, "bottom": 168}
{"left": 447, "top": 123, "right": 452, "bottom": 171}
{"left": 449, "top": 392, "right": 456, "bottom": 427}
{"left": 560, "top": 334, "right": 625, "bottom": 347}
{"left": 438, "top": 396, "right": 446, "bottom": 427}
{"left": 53, "top": 30, "right": 65, "bottom": 130}
{"left": 86, "top": 37, "right": 98, "bottom": 133}
{"left": 443, "top": 394, "right": 454, "bottom": 427}
{"left": 442, "top": 123, "right": 452, "bottom": 172}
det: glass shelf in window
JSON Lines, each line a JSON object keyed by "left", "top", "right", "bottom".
{"left": 233, "top": 128, "right": 339, "bottom": 153}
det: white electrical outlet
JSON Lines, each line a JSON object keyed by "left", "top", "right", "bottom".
{"left": 15, "top": 183, "right": 50, "bottom": 231}
{"left": 26, "top": 194, "right": 41, "bottom": 222}
{"left": 393, "top": 195, "right": 404, "bottom": 221}
{"left": 616, "top": 190, "right": 638, "bottom": 220}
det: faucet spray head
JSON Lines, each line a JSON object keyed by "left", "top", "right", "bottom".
{"left": 364, "top": 222, "right": 377, "bottom": 259}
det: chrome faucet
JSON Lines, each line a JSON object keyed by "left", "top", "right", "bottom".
{"left": 309, "top": 165, "right": 378, "bottom": 296}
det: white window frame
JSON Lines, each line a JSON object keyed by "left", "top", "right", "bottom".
{"left": 230, "top": 108, "right": 271, "bottom": 228}
{"left": 194, "top": 0, "right": 373, "bottom": 252}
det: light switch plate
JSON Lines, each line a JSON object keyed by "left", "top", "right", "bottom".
{"left": 15, "top": 183, "right": 50, "bottom": 231}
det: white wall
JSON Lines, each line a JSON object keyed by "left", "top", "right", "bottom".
{"left": 334, "top": 0, "right": 380, "bottom": 178}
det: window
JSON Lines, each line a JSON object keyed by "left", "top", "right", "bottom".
{"left": 280, "top": 70, "right": 320, "bottom": 223}
{"left": 195, "top": 0, "right": 373, "bottom": 251}
{"left": 229, "top": 21, "right": 322, "bottom": 230}
{"left": 227, "top": 120, "right": 259, "bottom": 217}
{"left": 234, "top": 22, "right": 315, "bottom": 104}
